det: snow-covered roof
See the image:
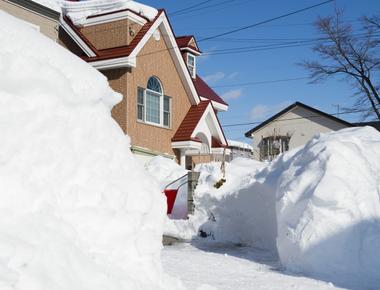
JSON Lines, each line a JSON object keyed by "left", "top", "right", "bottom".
{"left": 30, "top": 0, "right": 158, "bottom": 25}
{"left": 228, "top": 139, "right": 253, "bottom": 151}
{"left": 30, "top": 0, "right": 61, "bottom": 12}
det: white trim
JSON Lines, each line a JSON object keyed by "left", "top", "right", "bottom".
{"left": 128, "top": 12, "right": 200, "bottom": 105}
{"left": 200, "top": 97, "right": 228, "bottom": 112}
{"left": 211, "top": 101, "right": 228, "bottom": 112}
{"left": 180, "top": 47, "right": 201, "bottom": 56}
{"left": 191, "top": 103, "right": 228, "bottom": 147}
{"left": 82, "top": 10, "right": 147, "bottom": 27}
{"left": 171, "top": 141, "right": 202, "bottom": 150}
{"left": 89, "top": 56, "right": 136, "bottom": 70}
{"left": 59, "top": 16, "right": 96, "bottom": 57}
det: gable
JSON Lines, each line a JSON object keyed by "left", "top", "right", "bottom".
{"left": 249, "top": 106, "right": 351, "bottom": 139}
{"left": 60, "top": 10, "right": 200, "bottom": 105}
{"left": 245, "top": 102, "right": 352, "bottom": 137}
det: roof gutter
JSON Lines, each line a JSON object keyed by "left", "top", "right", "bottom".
{"left": 89, "top": 56, "right": 136, "bottom": 70}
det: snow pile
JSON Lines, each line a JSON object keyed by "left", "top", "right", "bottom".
{"left": 189, "top": 127, "right": 380, "bottom": 288}
{"left": 193, "top": 158, "right": 272, "bottom": 247}
{"left": 276, "top": 127, "right": 380, "bottom": 288}
{"left": 145, "top": 156, "right": 188, "bottom": 219}
{"left": 0, "top": 11, "right": 180, "bottom": 290}
{"left": 164, "top": 157, "right": 269, "bottom": 243}
{"left": 61, "top": 0, "right": 158, "bottom": 25}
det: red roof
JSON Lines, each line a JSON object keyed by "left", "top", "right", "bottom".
{"left": 193, "top": 75, "right": 228, "bottom": 106}
{"left": 172, "top": 101, "right": 210, "bottom": 142}
{"left": 176, "top": 35, "right": 201, "bottom": 53}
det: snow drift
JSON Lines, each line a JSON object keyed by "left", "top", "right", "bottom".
{"left": 275, "top": 127, "right": 380, "bottom": 288}
{"left": 189, "top": 127, "right": 380, "bottom": 288}
{"left": 0, "top": 11, "right": 180, "bottom": 290}
{"left": 194, "top": 158, "right": 272, "bottom": 248}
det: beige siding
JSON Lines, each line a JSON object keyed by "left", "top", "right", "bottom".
{"left": 0, "top": 0, "right": 58, "bottom": 40}
{"left": 251, "top": 106, "right": 350, "bottom": 160}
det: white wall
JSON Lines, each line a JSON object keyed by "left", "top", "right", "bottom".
{"left": 250, "top": 106, "right": 349, "bottom": 160}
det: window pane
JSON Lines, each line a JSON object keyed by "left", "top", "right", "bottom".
{"left": 188, "top": 55, "right": 195, "bottom": 66}
{"left": 137, "top": 87, "right": 144, "bottom": 121}
{"left": 164, "top": 112, "right": 170, "bottom": 127}
{"left": 138, "top": 87, "right": 144, "bottom": 104}
{"left": 137, "top": 105, "right": 144, "bottom": 121}
{"left": 146, "top": 91, "right": 160, "bottom": 124}
{"left": 164, "top": 96, "right": 170, "bottom": 111}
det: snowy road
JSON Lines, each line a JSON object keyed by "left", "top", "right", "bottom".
{"left": 161, "top": 242, "right": 343, "bottom": 290}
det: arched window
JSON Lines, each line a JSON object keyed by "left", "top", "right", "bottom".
{"left": 146, "top": 77, "right": 162, "bottom": 124}
{"left": 147, "top": 76, "right": 162, "bottom": 94}
{"left": 137, "top": 77, "right": 171, "bottom": 127}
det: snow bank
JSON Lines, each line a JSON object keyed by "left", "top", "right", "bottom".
{"left": 165, "top": 158, "right": 270, "bottom": 243}
{"left": 193, "top": 158, "right": 273, "bottom": 248}
{"left": 189, "top": 127, "right": 380, "bottom": 288}
{"left": 61, "top": 0, "right": 158, "bottom": 26}
{"left": 275, "top": 127, "right": 380, "bottom": 288}
{"left": 0, "top": 11, "right": 181, "bottom": 290}
{"left": 145, "top": 156, "right": 188, "bottom": 219}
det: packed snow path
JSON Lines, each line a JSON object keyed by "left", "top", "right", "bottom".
{"left": 162, "top": 242, "right": 343, "bottom": 290}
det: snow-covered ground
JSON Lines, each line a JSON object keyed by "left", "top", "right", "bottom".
{"left": 162, "top": 242, "right": 342, "bottom": 290}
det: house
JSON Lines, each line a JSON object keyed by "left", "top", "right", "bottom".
{"left": 0, "top": 0, "right": 60, "bottom": 40}
{"left": 245, "top": 102, "right": 353, "bottom": 161}
{"left": 227, "top": 140, "right": 253, "bottom": 161}
{"left": 2, "top": 0, "right": 230, "bottom": 168}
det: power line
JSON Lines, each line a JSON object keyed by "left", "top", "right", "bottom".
{"left": 168, "top": 0, "right": 213, "bottom": 16}
{"left": 170, "top": 0, "right": 240, "bottom": 18}
{"left": 211, "top": 77, "right": 309, "bottom": 89}
{"left": 197, "top": 0, "right": 334, "bottom": 42}
{"left": 136, "top": 0, "right": 346, "bottom": 59}
{"left": 221, "top": 108, "right": 369, "bottom": 128}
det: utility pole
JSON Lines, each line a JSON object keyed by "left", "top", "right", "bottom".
{"left": 332, "top": 104, "right": 340, "bottom": 117}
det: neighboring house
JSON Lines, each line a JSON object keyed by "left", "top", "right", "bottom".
{"left": 0, "top": 0, "right": 60, "bottom": 40}
{"left": 227, "top": 140, "right": 253, "bottom": 161}
{"left": 1, "top": 1, "right": 229, "bottom": 167}
{"left": 245, "top": 102, "right": 352, "bottom": 161}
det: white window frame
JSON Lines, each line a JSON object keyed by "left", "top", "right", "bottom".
{"left": 187, "top": 53, "right": 196, "bottom": 78}
{"left": 137, "top": 78, "right": 171, "bottom": 129}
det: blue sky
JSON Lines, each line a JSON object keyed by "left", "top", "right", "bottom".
{"left": 143, "top": 0, "right": 380, "bottom": 142}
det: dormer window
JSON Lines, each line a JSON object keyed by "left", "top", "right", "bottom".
{"left": 187, "top": 54, "right": 196, "bottom": 78}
